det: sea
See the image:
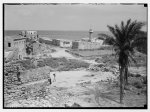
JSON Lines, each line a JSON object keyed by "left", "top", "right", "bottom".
{"left": 4, "top": 30, "right": 110, "bottom": 40}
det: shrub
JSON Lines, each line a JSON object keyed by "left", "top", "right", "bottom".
{"left": 37, "top": 60, "right": 45, "bottom": 67}
{"left": 142, "top": 76, "right": 147, "bottom": 84}
{"left": 11, "top": 59, "right": 35, "bottom": 70}
{"left": 51, "top": 49, "right": 56, "bottom": 53}
{"left": 129, "top": 72, "right": 135, "bottom": 77}
{"left": 43, "top": 58, "right": 59, "bottom": 68}
{"left": 98, "top": 45, "right": 113, "bottom": 50}
{"left": 58, "top": 59, "right": 89, "bottom": 71}
{"left": 135, "top": 74, "right": 141, "bottom": 77}
{"left": 133, "top": 81, "right": 143, "bottom": 89}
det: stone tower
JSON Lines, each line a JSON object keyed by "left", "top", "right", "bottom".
{"left": 89, "top": 29, "right": 93, "bottom": 42}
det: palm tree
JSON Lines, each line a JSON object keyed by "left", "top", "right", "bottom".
{"left": 99, "top": 19, "right": 145, "bottom": 103}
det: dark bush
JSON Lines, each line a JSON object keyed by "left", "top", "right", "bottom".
{"left": 51, "top": 49, "right": 56, "bottom": 53}
{"left": 65, "top": 50, "right": 69, "bottom": 52}
{"left": 133, "top": 81, "right": 143, "bottom": 89}
{"left": 129, "top": 72, "right": 135, "bottom": 77}
{"left": 98, "top": 45, "right": 113, "bottom": 50}
{"left": 37, "top": 61, "right": 45, "bottom": 67}
{"left": 43, "top": 58, "right": 59, "bottom": 68}
{"left": 14, "top": 59, "right": 35, "bottom": 70}
{"left": 97, "top": 64, "right": 105, "bottom": 68}
{"left": 58, "top": 59, "right": 89, "bottom": 71}
{"left": 142, "top": 76, "right": 147, "bottom": 84}
{"left": 135, "top": 74, "right": 141, "bottom": 77}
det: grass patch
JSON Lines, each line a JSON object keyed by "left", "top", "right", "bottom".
{"left": 69, "top": 49, "right": 114, "bottom": 57}
{"left": 13, "top": 57, "right": 89, "bottom": 71}
{"left": 12, "top": 59, "right": 36, "bottom": 70}
{"left": 59, "top": 59, "right": 90, "bottom": 71}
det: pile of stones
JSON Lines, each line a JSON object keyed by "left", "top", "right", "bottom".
{"left": 4, "top": 64, "right": 51, "bottom": 107}
{"left": 88, "top": 64, "right": 119, "bottom": 76}
{"left": 64, "top": 102, "right": 81, "bottom": 107}
{"left": 5, "top": 81, "right": 72, "bottom": 107}
{"left": 4, "top": 81, "right": 49, "bottom": 107}
{"left": 4, "top": 64, "right": 23, "bottom": 87}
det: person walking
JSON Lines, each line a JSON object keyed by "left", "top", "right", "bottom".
{"left": 53, "top": 73, "right": 56, "bottom": 82}
{"left": 16, "top": 66, "right": 21, "bottom": 82}
{"left": 48, "top": 71, "right": 52, "bottom": 85}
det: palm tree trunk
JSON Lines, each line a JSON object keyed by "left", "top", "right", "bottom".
{"left": 125, "top": 67, "right": 128, "bottom": 85}
{"left": 120, "top": 66, "right": 124, "bottom": 104}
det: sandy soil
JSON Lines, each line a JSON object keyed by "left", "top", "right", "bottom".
{"left": 51, "top": 48, "right": 98, "bottom": 64}
{"left": 50, "top": 70, "right": 116, "bottom": 88}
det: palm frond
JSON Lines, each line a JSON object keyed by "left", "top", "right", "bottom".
{"left": 126, "top": 19, "right": 131, "bottom": 26}
{"left": 128, "top": 53, "right": 137, "bottom": 66}
{"left": 107, "top": 25, "right": 118, "bottom": 38}
{"left": 127, "top": 21, "right": 145, "bottom": 40}
{"left": 99, "top": 33, "right": 116, "bottom": 45}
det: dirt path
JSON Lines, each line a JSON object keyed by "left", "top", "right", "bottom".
{"left": 51, "top": 48, "right": 98, "bottom": 65}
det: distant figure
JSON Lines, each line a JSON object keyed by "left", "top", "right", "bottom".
{"left": 16, "top": 67, "right": 21, "bottom": 82}
{"left": 53, "top": 73, "right": 56, "bottom": 82}
{"left": 48, "top": 77, "right": 52, "bottom": 85}
{"left": 48, "top": 71, "right": 52, "bottom": 85}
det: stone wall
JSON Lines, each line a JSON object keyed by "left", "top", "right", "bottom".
{"left": 5, "top": 37, "right": 14, "bottom": 51}
{"left": 52, "top": 39, "right": 60, "bottom": 46}
{"left": 72, "top": 41, "right": 102, "bottom": 50}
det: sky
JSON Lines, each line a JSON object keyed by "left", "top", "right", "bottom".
{"left": 4, "top": 4, "right": 147, "bottom": 31}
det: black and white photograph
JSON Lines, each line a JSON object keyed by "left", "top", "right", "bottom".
{"left": 3, "top": 3, "right": 148, "bottom": 109}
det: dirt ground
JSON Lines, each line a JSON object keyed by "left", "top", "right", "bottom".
{"left": 6, "top": 70, "right": 146, "bottom": 107}
{"left": 5, "top": 47, "right": 147, "bottom": 108}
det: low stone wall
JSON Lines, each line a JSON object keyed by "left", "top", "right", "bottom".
{"left": 72, "top": 41, "right": 102, "bottom": 50}
{"left": 65, "top": 50, "right": 83, "bottom": 57}
{"left": 88, "top": 63, "right": 119, "bottom": 76}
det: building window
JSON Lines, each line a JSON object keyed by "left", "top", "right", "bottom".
{"left": 8, "top": 43, "right": 11, "bottom": 47}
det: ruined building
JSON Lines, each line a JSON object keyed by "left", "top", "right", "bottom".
{"left": 72, "top": 29, "right": 104, "bottom": 50}
{"left": 21, "top": 30, "right": 40, "bottom": 55}
{"left": 5, "top": 36, "right": 26, "bottom": 61}
{"left": 21, "top": 30, "right": 39, "bottom": 42}
{"left": 52, "top": 39, "right": 72, "bottom": 48}
{"left": 5, "top": 30, "right": 40, "bottom": 61}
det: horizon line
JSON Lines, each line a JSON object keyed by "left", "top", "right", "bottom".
{"left": 4, "top": 29, "right": 110, "bottom": 32}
